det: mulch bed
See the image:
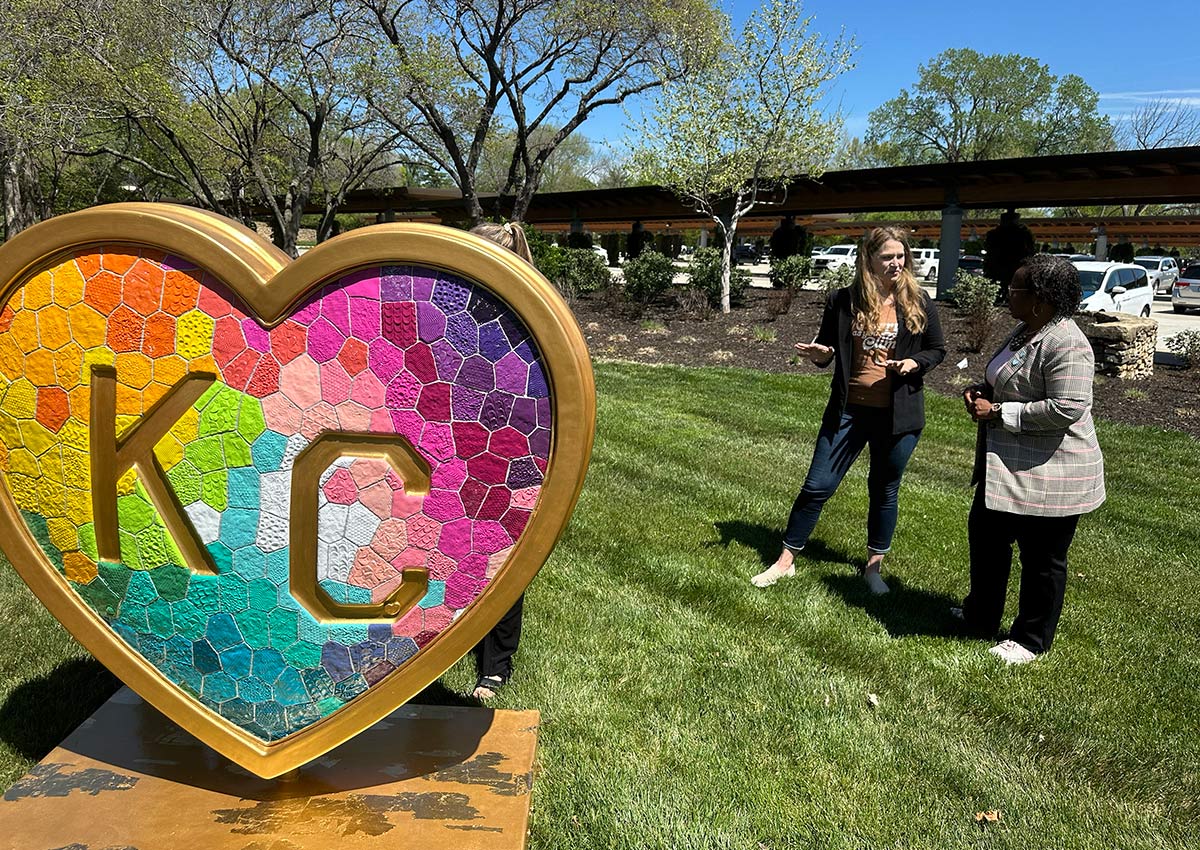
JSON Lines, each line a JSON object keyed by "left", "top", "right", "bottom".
{"left": 569, "top": 286, "right": 1200, "bottom": 440}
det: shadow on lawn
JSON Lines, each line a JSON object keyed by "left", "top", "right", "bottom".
{"left": 711, "top": 519, "right": 783, "bottom": 564}
{"left": 0, "top": 657, "right": 120, "bottom": 761}
{"left": 822, "top": 573, "right": 963, "bottom": 639}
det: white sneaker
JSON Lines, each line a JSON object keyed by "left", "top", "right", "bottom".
{"left": 988, "top": 640, "right": 1036, "bottom": 665}
{"left": 863, "top": 571, "right": 889, "bottom": 595}
{"left": 750, "top": 563, "right": 795, "bottom": 588}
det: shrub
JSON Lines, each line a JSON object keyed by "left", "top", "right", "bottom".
{"left": 557, "top": 248, "right": 612, "bottom": 297}
{"left": 524, "top": 225, "right": 565, "bottom": 283}
{"left": 1165, "top": 329, "right": 1200, "bottom": 368}
{"left": 817, "top": 264, "right": 853, "bottom": 292}
{"left": 685, "top": 247, "right": 749, "bottom": 308}
{"left": 622, "top": 250, "right": 677, "bottom": 304}
{"left": 770, "top": 254, "right": 812, "bottom": 291}
{"left": 951, "top": 271, "right": 1002, "bottom": 353}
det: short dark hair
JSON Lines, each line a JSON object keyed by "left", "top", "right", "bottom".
{"left": 1017, "top": 254, "right": 1081, "bottom": 318}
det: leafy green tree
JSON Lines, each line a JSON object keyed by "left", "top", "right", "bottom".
{"left": 359, "top": 0, "right": 723, "bottom": 224}
{"left": 865, "top": 48, "right": 1113, "bottom": 165}
{"left": 636, "top": 0, "right": 852, "bottom": 312}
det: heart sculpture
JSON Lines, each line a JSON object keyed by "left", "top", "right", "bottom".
{"left": 0, "top": 204, "right": 594, "bottom": 777}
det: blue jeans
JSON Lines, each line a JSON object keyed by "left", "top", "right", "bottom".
{"left": 783, "top": 406, "right": 921, "bottom": 555}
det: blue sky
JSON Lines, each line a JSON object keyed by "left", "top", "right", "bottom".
{"left": 589, "top": 0, "right": 1199, "bottom": 148}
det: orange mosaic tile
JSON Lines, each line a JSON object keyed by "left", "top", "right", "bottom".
{"left": 35, "top": 386, "right": 70, "bottom": 433}
{"left": 162, "top": 270, "right": 201, "bottom": 316}
{"left": 124, "top": 259, "right": 165, "bottom": 315}
{"left": 85, "top": 270, "right": 124, "bottom": 315}
{"left": 100, "top": 249, "right": 137, "bottom": 275}
{"left": 106, "top": 305, "right": 144, "bottom": 353}
{"left": 142, "top": 312, "right": 177, "bottom": 358}
{"left": 74, "top": 253, "right": 101, "bottom": 279}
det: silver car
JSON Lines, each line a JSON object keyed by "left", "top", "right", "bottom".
{"left": 1134, "top": 256, "right": 1180, "bottom": 294}
{"left": 1172, "top": 263, "right": 1200, "bottom": 314}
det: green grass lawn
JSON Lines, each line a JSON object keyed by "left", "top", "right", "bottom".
{"left": 3, "top": 360, "right": 1198, "bottom": 848}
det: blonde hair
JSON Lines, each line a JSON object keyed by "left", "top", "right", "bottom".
{"left": 853, "top": 226, "right": 927, "bottom": 334}
{"left": 470, "top": 222, "right": 533, "bottom": 264}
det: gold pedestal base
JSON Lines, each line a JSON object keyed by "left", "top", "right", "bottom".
{"left": 0, "top": 688, "right": 539, "bottom": 849}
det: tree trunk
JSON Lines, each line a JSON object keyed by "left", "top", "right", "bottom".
{"left": 1, "top": 136, "right": 42, "bottom": 239}
{"left": 717, "top": 213, "right": 735, "bottom": 314}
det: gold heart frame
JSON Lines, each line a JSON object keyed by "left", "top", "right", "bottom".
{"left": 0, "top": 203, "right": 595, "bottom": 777}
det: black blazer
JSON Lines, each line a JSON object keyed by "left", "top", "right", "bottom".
{"left": 812, "top": 287, "right": 946, "bottom": 434}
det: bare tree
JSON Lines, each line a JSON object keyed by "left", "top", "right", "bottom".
{"left": 357, "top": 0, "right": 723, "bottom": 224}
{"left": 1122, "top": 97, "right": 1200, "bottom": 150}
{"left": 74, "top": 0, "right": 403, "bottom": 256}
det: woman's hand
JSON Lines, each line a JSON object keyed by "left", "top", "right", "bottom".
{"left": 794, "top": 341, "right": 834, "bottom": 364}
{"left": 962, "top": 384, "right": 987, "bottom": 414}
{"left": 884, "top": 358, "right": 919, "bottom": 376}
{"left": 969, "top": 397, "right": 1000, "bottom": 422}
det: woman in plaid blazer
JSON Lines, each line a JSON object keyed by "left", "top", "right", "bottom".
{"left": 959, "top": 254, "right": 1105, "bottom": 665}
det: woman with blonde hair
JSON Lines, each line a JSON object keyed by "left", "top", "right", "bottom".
{"left": 470, "top": 221, "right": 533, "bottom": 264}
{"left": 752, "top": 226, "right": 946, "bottom": 593}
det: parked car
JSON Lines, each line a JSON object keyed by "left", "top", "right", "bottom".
{"left": 1073, "top": 261, "right": 1155, "bottom": 317}
{"left": 1133, "top": 255, "right": 1180, "bottom": 294}
{"left": 958, "top": 254, "right": 985, "bottom": 274}
{"left": 812, "top": 244, "right": 857, "bottom": 272}
{"left": 911, "top": 247, "right": 940, "bottom": 280}
{"left": 733, "top": 243, "right": 759, "bottom": 264}
{"left": 1173, "top": 263, "right": 1200, "bottom": 313}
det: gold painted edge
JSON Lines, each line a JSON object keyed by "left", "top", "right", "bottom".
{"left": 0, "top": 205, "right": 595, "bottom": 778}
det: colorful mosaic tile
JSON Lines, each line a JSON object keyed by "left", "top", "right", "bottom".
{"left": 0, "top": 251, "right": 550, "bottom": 742}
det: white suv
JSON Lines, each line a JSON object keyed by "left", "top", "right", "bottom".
{"left": 1074, "top": 261, "right": 1155, "bottom": 317}
{"left": 1133, "top": 256, "right": 1179, "bottom": 294}
{"left": 911, "top": 248, "right": 940, "bottom": 281}
{"left": 812, "top": 244, "right": 857, "bottom": 272}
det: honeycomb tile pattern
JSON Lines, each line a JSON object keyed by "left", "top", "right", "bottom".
{"left": 0, "top": 250, "right": 550, "bottom": 741}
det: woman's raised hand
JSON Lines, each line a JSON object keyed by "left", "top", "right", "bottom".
{"left": 794, "top": 341, "right": 834, "bottom": 363}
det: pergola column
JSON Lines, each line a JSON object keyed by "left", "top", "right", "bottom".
{"left": 936, "top": 191, "right": 963, "bottom": 300}
{"left": 1093, "top": 225, "right": 1108, "bottom": 260}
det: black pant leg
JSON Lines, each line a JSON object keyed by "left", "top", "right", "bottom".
{"left": 963, "top": 484, "right": 1016, "bottom": 638}
{"left": 475, "top": 594, "right": 525, "bottom": 681}
{"left": 1009, "top": 514, "right": 1080, "bottom": 654}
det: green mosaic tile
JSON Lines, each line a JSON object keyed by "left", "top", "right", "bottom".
{"left": 171, "top": 598, "right": 205, "bottom": 636}
{"left": 201, "top": 470, "right": 229, "bottom": 510}
{"left": 146, "top": 598, "right": 174, "bottom": 637}
{"left": 134, "top": 526, "right": 171, "bottom": 570}
{"left": 198, "top": 387, "right": 239, "bottom": 435}
{"left": 166, "top": 459, "right": 203, "bottom": 504}
{"left": 77, "top": 523, "right": 98, "bottom": 561}
{"left": 117, "top": 529, "right": 142, "bottom": 570}
{"left": 237, "top": 397, "right": 266, "bottom": 443}
{"left": 223, "top": 434, "right": 252, "bottom": 467}
{"left": 117, "top": 493, "right": 156, "bottom": 533}
{"left": 285, "top": 640, "right": 322, "bottom": 669}
{"left": 247, "top": 578, "right": 277, "bottom": 612}
{"left": 234, "top": 608, "right": 270, "bottom": 649}
{"left": 186, "top": 435, "right": 226, "bottom": 474}
{"left": 124, "top": 570, "right": 158, "bottom": 607}
{"left": 268, "top": 608, "right": 298, "bottom": 645}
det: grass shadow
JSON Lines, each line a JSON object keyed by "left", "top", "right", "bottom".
{"left": 710, "top": 520, "right": 779, "bottom": 565}
{"left": 821, "top": 573, "right": 964, "bottom": 639}
{"left": 0, "top": 657, "right": 120, "bottom": 762}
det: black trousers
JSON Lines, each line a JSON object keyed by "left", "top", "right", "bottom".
{"left": 474, "top": 594, "right": 524, "bottom": 681}
{"left": 964, "top": 484, "right": 1080, "bottom": 654}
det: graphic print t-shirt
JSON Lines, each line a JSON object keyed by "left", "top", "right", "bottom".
{"left": 847, "top": 302, "right": 898, "bottom": 407}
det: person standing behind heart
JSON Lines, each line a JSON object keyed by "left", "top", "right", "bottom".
{"left": 467, "top": 221, "right": 535, "bottom": 700}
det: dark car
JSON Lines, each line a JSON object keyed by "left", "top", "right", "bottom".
{"left": 958, "top": 254, "right": 984, "bottom": 274}
{"left": 733, "top": 244, "right": 760, "bottom": 264}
